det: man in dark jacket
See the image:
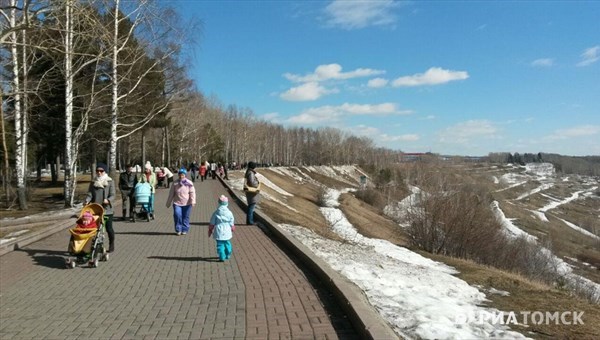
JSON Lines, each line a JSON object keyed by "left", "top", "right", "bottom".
{"left": 119, "top": 164, "right": 138, "bottom": 221}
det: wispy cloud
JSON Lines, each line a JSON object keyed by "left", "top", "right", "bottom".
{"left": 280, "top": 82, "right": 339, "bottom": 102}
{"left": 545, "top": 125, "right": 600, "bottom": 140}
{"left": 531, "top": 58, "right": 554, "bottom": 67}
{"left": 367, "top": 77, "right": 389, "bottom": 88}
{"left": 260, "top": 112, "right": 280, "bottom": 121}
{"left": 576, "top": 46, "right": 599, "bottom": 67}
{"left": 284, "top": 63, "right": 385, "bottom": 83}
{"left": 324, "top": 0, "right": 401, "bottom": 30}
{"left": 287, "top": 102, "right": 412, "bottom": 124}
{"left": 392, "top": 67, "right": 469, "bottom": 87}
{"left": 350, "top": 125, "right": 419, "bottom": 142}
{"left": 438, "top": 120, "right": 499, "bottom": 144}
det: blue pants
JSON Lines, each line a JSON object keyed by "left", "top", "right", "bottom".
{"left": 173, "top": 204, "right": 192, "bottom": 233}
{"left": 148, "top": 193, "right": 155, "bottom": 214}
{"left": 216, "top": 240, "right": 232, "bottom": 261}
{"left": 246, "top": 203, "right": 256, "bottom": 224}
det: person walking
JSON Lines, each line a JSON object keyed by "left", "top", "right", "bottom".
{"left": 199, "top": 162, "right": 207, "bottom": 182}
{"left": 189, "top": 160, "right": 199, "bottom": 182}
{"left": 243, "top": 161, "right": 261, "bottom": 225}
{"left": 138, "top": 163, "right": 157, "bottom": 219}
{"left": 208, "top": 195, "right": 235, "bottom": 262}
{"left": 166, "top": 168, "right": 196, "bottom": 235}
{"left": 161, "top": 166, "right": 174, "bottom": 188}
{"left": 210, "top": 161, "right": 217, "bottom": 179}
{"left": 118, "top": 164, "right": 137, "bottom": 221}
{"left": 85, "top": 162, "right": 116, "bottom": 252}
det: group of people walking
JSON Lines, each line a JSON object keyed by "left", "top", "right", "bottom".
{"left": 84, "top": 161, "right": 261, "bottom": 261}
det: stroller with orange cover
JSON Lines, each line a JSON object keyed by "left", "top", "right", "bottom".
{"left": 65, "top": 203, "right": 109, "bottom": 268}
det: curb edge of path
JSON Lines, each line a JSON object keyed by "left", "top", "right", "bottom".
{"left": 0, "top": 218, "right": 75, "bottom": 257}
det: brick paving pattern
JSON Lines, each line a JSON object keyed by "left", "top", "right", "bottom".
{"left": 0, "top": 177, "right": 358, "bottom": 339}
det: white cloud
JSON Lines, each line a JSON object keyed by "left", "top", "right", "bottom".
{"left": 261, "top": 112, "right": 280, "bottom": 120}
{"left": 576, "top": 45, "right": 599, "bottom": 67}
{"left": 287, "top": 102, "right": 412, "bottom": 124}
{"left": 382, "top": 133, "right": 420, "bottom": 142}
{"left": 438, "top": 120, "right": 499, "bottom": 144}
{"left": 350, "top": 125, "right": 419, "bottom": 142}
{"left": 284, "top": 63, "right": 385, "bottom": 83}
{"left": 392, "top": 67, "right": 469, "bottom": 87}
{"left": 324, "top": 0, "right": 401, "bottom": 30}
{"left": 546, "top": 125, "right": 600, "bottom": 140}
{"left": 367, "top": 77, "right": 389, "bottom": 88}
{"left": 531, "top": 58, "right": 554, "bottom": 67}
{"left": 280, "top": 82, "right": 339, "bottom": 101}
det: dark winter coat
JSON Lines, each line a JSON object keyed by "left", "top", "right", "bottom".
{"left": 119, "top": 171, "right": 138, "bottom": 192}
{"left": 244, "top": 169, "right": 260, "bottom": 205}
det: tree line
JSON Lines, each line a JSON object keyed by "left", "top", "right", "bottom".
{"left": 1, "top": 0, "right": 405, "bottom": 211}
{"left": 487, "top": 152, "right": 600, "bottom": 176}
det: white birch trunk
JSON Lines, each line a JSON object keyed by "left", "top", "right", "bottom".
{"left": 21, "top": 14, "right": 29, "bottom": 186}
{"left": 109, "top": 0, "right": 120, "bottom": 177}
{"left": 10, "top": 0, "right": 27, "bottom": 209}
{"left": 63, "top": 0, "right": 74, "bottom": 207}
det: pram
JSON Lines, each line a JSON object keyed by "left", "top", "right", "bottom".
{"left": 65, "top": 203, "right": 108, "bottom": 268}
{"left": 133, "top": 182, "right": 152, "bottom": 222}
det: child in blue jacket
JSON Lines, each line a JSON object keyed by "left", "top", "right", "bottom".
{"left": 208, "top": 195, "right": 235, "bottom": 262}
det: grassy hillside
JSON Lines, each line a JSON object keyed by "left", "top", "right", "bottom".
{"left": 227, "top": 163, "right": 599, "bottom": 338}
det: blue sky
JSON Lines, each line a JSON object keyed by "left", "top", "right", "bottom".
{"left": 174, "top": 1, "right": 599, "bottom": 157}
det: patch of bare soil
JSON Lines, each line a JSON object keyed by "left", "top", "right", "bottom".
{"left": 339, "top": 192, "right": 408, "bottom": 246}
{"left": 1, "top": 177, "right": 91, "bottom": 219}
{"left": 297, "top": 168, "right": 356, "bottom": 190}
{"left": 428, "top": 254, "right": 600, "bottom": 339}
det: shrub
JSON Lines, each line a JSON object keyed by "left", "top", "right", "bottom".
{"left": 354, "top": 188, "right": 387, "bottom": 210}
{"left": 316, "top": 185, "right": 329, "bottom": 208}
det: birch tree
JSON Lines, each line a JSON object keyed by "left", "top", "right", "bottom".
{"left": 104, "top": 0, "right": 196, "bottom": 177}
{"left": 2, "top": 0, "right": 27, "bottom": 209}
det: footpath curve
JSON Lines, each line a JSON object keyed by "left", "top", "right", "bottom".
{"left": 0, "top": 176, "right": 398, "bottom": 339}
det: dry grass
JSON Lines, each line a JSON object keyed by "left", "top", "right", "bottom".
{"left": 339, "top": 192, "right": 409, "bottom": 246}
{"left": 428, "top": 253, "right": 600, "bottom": 339}
{"left": 1, "top": 176, "right": 91, "bottom": 219}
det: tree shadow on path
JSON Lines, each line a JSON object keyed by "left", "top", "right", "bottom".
{"left": 147, "top": 255, "right": 222, "bottom": 262}
{"left": 15, "top": 248, "right": 69, "bottom": 269}
{"left": 116, "top": 231, "right": 173, "bottom": 236}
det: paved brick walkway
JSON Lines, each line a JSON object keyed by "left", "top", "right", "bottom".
{"left": 0, "top": 178, "right": 358, "bottom": 339}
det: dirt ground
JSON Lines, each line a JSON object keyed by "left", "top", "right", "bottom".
{"left": 0, "top": 176, "right": 91, "bottom": 220}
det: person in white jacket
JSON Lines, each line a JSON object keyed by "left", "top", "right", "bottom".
{"left": 161, "top": 167, "right": 174, "bottom": 188}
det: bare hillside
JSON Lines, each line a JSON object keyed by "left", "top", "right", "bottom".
{"left": 227, "top": 164, "right": 600, "bottom": 339}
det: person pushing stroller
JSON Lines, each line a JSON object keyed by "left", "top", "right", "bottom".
{"left": 66, "top": 203, "right": 108, "bottom": 268}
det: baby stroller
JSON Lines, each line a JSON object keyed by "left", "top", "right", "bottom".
{"left": 65, "top": 203, "right": 108, "bottom": 268}
{"left": 133, "top": 182, "right": 152, "bottom": 222}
